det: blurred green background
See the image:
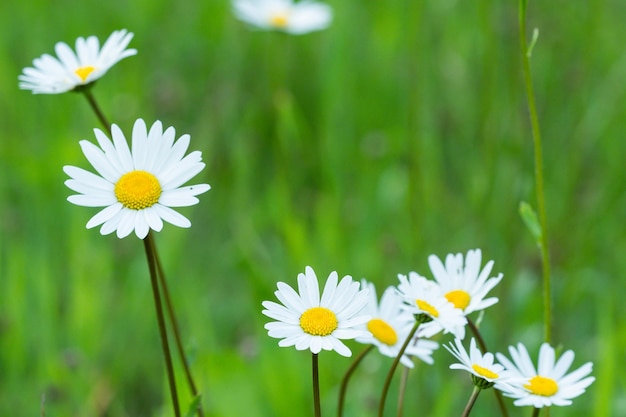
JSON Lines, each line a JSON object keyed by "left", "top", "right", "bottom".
{"left": 1, "top": 0, "right": 624, "bottom": 416}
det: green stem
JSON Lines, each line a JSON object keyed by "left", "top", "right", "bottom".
{"left": 461, "top": 386, "right": 482, "bottom": 417}
{"left": 396, "top": 363, "right": 411, "bottom": 417}
{"left": 337, "top": 345, "right": 373, "bottom": 417}
{"left": 519, "top": 0, "right": 552, "bottom": 344}
{"left": 531, "top": 407, "right": 540, "bottom": 417}
{"left": 378, "top": 321, "right": 420, "bottom": 417}
{"left": 81, "top": 87, "right": 111, "bottom": 134}
{"left": 313, "top": 353, "right": 322, "bottom": 417}
{"left": 151, "top": 235, "right": 205, "bottom": 417}
{"left": 143, "top": 232, "right": 181, "bottom": 417}
{"left": 467, "top": 319, "right": 510, "bottom": 417}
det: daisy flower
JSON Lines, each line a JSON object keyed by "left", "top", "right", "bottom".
{"left": 396, "top": 272, "right": 467, "bottom": 339}
{"left": 356, "top": 281, "right": 439, "bottom": 367}
{"left": 495, "top": 342, "right": 595, "bottom": 407}
{"left": 445, "top": 338, "right": 512, "bottom": 389}
{"left": 19, "top": 29, "right": 136, "bottom": 94}
{"left": 233, "top": 0, "right": 332, "bottom": 35}
{"left": 428, "top": 249, "right": 503, "bottom": 315}
{"left": 64, "top": 119, "right": 211, "bottom": 239}
{"left": 262, "top": 266, "right": 370, "bottom": 357}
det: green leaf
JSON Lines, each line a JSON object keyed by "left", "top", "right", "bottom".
{"left": 519, "top": 201, "right": 542, "bottom": 245}
{"left": 184, "top": 395, "right": 202, "bottom": 417}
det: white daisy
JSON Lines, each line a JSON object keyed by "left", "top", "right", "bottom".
{"left": 396, "top": 272, "right": 467, "bottom": 339}
{"left": 262, "top": 266, "right": 370, "bottom": 357}
{"left": 233, "top": 0, "right": 332, "bottom": 35}
{"left": 428, "top": 249, "right": 503, "bottom": 314}
{"left": 19, "top": 29, "right": 137, "bottom": 94}
{"left": 445, "top": 338, "right": 512, "bottom": 389}
{"left": 356, "top": 281, "right": 439, "bottom": 367}
{"left": 495, "top": 342, "right": 595, "bottom": 407}
{"left": 64, "top": 119, "right": 211, "bottom": 239}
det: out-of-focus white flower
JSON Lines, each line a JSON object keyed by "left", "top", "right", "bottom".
{"left": 233, "top": 0, "right": 332, "bottom": 35}
{"left": 356, "top": 281, "right": 439, "bottom": 367}
{"left": 19, "top": 29, "right": 136, "bottom": 94}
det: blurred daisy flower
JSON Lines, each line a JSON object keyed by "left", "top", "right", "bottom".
{"left": 262, "top": 266, "right": 370, "bottom": 357}
{"left": 396, "top": 272, "right": 467, "bottom": 339}
{"left": 356, "top": 281, "right": 438, "bottom": 367}
{"left": 64, "top": 119, "right": 211, "bottom": 239}
{"left": 428, "top": 249, "right": 503, "bottom": 315}
{"left": 233, "top": 0, "right": 332, "bottom": 35}
{"left": 19, "top": 29, "right": 136, "bottom": 94}
{"left": 496, "top": 342, "right": 595, "bottom": 408}
{"left": 445, "top": 338, "right": 512, "bottom": 390}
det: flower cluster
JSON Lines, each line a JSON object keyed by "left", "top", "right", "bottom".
{"left": 262, "top": 250, "right": 595, "bottom": 413}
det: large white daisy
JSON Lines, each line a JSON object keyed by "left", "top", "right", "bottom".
{"left": 396, "top": 272, "right": 467, "bottom": 340}
{"left": 233, "top": 0, "right": 332, "bottom": 35}
{"left": 262, "top": 266, "right": 370, "bottom": 357}
{"left": 428, "top": 249, "right": 503, "bottom": 315}
{"left": 19, "top": 29, "right": 136, "bottom": 94}
{"left": 356, "top": 281, "right": 438, "bottom": 367}
{"left": 64, "top": 119, "right": 211, "bottom": 239}
{"left": 495, "top": 342, "right": 595, "bottom": 408}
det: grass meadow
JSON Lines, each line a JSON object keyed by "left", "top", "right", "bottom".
{"left": 1, "top": 0, "right": 625, "bottom": 416}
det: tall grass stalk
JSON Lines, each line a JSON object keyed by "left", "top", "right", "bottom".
{"left": 518, "top": 0, "right": 552, "bottom": 344}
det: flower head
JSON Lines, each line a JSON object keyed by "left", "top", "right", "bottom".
{"left": 64, "top": 119, "right": 211, "bottom": 239}
{"left": 428, "top": 249, "right": 503, "bottom": 315}
{"left": 496, "top": 342, "right": 595, "bottom": 408}
{"left": 356, "top": 281, "right": 438, "bottom": 367}
{"left": 262, "top": 266, "right": 370, "bottom": 357}
{"left": 445, "top": 338, "right": 512, "bottom": 389}
{"left": 396, "top": 272, "right": 467, "bottom": 339}
{"left": 19, "top": 29, "right": 137, "bottom": 94}
{"left": 233, "top": 0, "right": 332, "bottom": 35}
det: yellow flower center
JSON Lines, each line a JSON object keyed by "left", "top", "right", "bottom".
{"left": 416, "top": 299, "right": 439, "bottom": 318}
{"left": 367, "top": 318, "right": 398, "bottom": 346}
{"left": 472, "top": 364, "right": 499, "bottom": 380}
{"left": 75, "top": 65, "right": 96, "bottom": 81}
{"left": 300, "top": 307, "right": 338, "bottom": 336}
{"left": 445, "top": 290, "right": 471, "bottom": 310}
{"left": 270, "top": 12, "right": 289, "bottom": 28}
{"left": 524, "top": 375, "right": 559, "bottom": 396}
{"left": 114, "top": 170, "right": 162, "bottom": 210}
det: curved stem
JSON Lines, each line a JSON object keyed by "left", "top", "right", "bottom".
{"left": 313, "top": 353, "right": 322, "bottom": 417}
{"left": 81, "top": 88, "right": 111, "bottom": 134}
{"left": 337, "top": 345, "right": 373, "bottom": 417}
{"left": 151, "top": 236, "right": 205, "bottom": 417}
{"left": 144, "top": 232, "right": 181, "bottom": 417}
{"left": 519, "top": 0, "right": 552, "bottom": 344}
{"left": 461, "top": 386, "right": 482, "bottom": 417}
{"left": 378, "top": 321, "right": 420, "bottom": 417}
{"left": 396, "top": 364, "right": 411, "bottom": 417}
{"left": 467, "top": 319, "right": 509, "bottom": 417}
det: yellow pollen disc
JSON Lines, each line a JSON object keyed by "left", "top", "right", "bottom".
{"left": 416, "top": 299, "right": 439, "bottom": 318}
{"left": 524, "top": 375, "right": 559, "bottom": 396}
{"left": 367, "top": 318, "right": 398, "bottom": 346}
{"left": 75, "top": 65, "right": 96, "bottom": 81}
{"left": 114, "top": 170, "right": 162, "bottom": 210}
{"left": 299, "top": 307, "right": 338, "bottom": 336}
{"left": 445, "top": 290, "right": 471, "bottom": 310}
{"left": 270, "top": 12, "right": 289, "bottom": 28}
{"left": 472, "top": 364, "right": 499, "bottom": 380}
